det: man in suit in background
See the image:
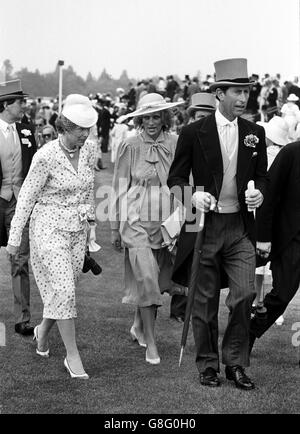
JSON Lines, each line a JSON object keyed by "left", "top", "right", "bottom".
{"left": 249, "top": 140, "right": 300, "bottom": 354}
{"left": 168, "top": 59, "right": 267, "bottom": 390}
{"left": 0, "top": 80, "right": 37, "bottom": 335}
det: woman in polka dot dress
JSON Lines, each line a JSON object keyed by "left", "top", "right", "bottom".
{"left": 6, "top": 94, "right": 98, "bottom": 379}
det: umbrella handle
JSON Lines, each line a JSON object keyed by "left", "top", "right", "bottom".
{"left": 198, "top": 209, "right": 205, "bottom": 231}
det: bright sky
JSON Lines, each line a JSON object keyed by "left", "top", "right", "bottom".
{"left": 1, "top": 0, "right": 300, "bottom": 81}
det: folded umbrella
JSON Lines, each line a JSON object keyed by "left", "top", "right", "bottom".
{"left": 179, "top": 211, "right": 205, "bottom": 366}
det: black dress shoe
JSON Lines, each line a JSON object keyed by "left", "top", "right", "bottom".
{"left": 199, "top": 367, "right": 221, "bottom": 387}
{"left": 15, "top": 322, "right": 34, "bottom": 336}
{"left": 225, "top": 365, "right": 255, "bottom": 390}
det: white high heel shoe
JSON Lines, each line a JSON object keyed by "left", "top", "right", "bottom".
{"left": 145, "top": 348, "right": 161, "bottom": 365}
{"left": 130, "top": 326, "right": 147, "bottom": 348}
{"left": 64, "top": 358, "right": 89, "bottom": 380}
{"left": 33, "top": 326, "right": 50, "bottom": 358}
{"left": 275, "top": 315, "right": 284, "bottom": 325}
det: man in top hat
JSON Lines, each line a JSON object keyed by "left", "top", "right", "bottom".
{"left": 0, "top": 79, "right": 37, "bottom": 335}
{"left": 187, "top": 92, "right": 217, "bottom": 123}
{"left": 168, "top": 58, "right": 268, "bottom": 390}
{"left": 170, "top": 92, "right": 216, "bottom": 323}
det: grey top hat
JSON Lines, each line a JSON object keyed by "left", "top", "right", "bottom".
{"left": 187, "top": 92, "right": 216, "bottom": 115}
{"left": 210, "top": 58, "right": 255, "bottom": 92}
{"left": 0, "top": 79, "right": 29, "bottom": 102}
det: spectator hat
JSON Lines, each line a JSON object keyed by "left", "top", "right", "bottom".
{"left": 287, "top": 93, "right": 299, "bottom": 102}
{"left": 123, "top": 93, "right": 184, "bottom": 119}
{"left": 257, "top": 116, "right": 289, "bottom": 146}
{"left": 62, "top": 94, "right": 98, "bottom": 128}
{"left": 0, "top": 79, "right": 28, "bottom": 102}
{"left": 210, "top": 58, "right": 255, "bottom": 92}
{"left": 187, "top": 92, "right": 216, "bottom": 116}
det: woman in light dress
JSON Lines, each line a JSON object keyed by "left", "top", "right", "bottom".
{"left": 6, "top": 94, "right": 98, "bottom": 379}
{"left": 110, "top": 93, "right": 184, "bottom": 365}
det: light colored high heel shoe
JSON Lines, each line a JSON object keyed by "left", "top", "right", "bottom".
{"left": 275, "top": 315, "right": 284, "bottom": 325}
{"left": 145, "top": 348, "right": 161, "bottom": 365}
{"left": 130, "top": 326, "right": 146, "bottom": 348}
{"left": 64, "top": 358, "right": 89, "bottom": 380}
{"left": 33, "top": 326, "right": 50, "bottom": 358}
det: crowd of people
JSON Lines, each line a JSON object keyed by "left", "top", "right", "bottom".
{"left": 1, "top": 57, "right": 300, "bottom": 387}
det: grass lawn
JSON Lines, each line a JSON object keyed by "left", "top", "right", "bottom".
{"left": 0, "top": 152, "right": 299, "bottom": 414}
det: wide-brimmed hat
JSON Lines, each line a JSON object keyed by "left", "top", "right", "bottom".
{"left": 187, "top": 92, "right": 216, "bottom": 116}
{"left": 0, "top": 79, "right": 29, "bottom": 102}
{"left": 257, "top": 116, "right": 289, "bottom": 146}
{"left": 287, "top": 93, "right": 299, "bottom": 102}
{"left": 210, "top": 58, "right": 255, "bottom": 92}
{"left": 123, "top": 93, "right": 184, "bottom": 119}
{"left": 62, "top": 94, "right": 98, "bottom": 128}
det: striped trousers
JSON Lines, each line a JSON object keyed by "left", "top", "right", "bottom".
{"left": 192, "top": 212, "right": 256, "bottom": 372}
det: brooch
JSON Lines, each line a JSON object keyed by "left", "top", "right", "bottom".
{"left": 244, "top": 134, "right": 259, "bottom": 148}
{"left": 21, "top": 138, "right": 32, "bottom": 147}
{"left": 21, "top": 129, "right": 32, "bottom": 137}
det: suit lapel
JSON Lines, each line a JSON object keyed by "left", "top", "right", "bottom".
{"left": 196, "top": 114, "right": 223, "bottom": 195}
{"left": 236, "top": 117, "right": 256, "bottom": 194}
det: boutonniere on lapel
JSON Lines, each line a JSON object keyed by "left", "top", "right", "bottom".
{"left": 244, "top": 134, "right": 259, "bottom": 148}
{"left": 21, "top": 129, "right": 32, "bottom": 137}
{"left": 21, "top": 138, "right": 32, "bottom": 147}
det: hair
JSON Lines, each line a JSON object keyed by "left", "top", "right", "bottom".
{"left": 55, "top": 114, "right": 80, "bottom": 134}
{"left": 133, "top": 109, "right": 173, "bottom": 131}
{"left": 0, "top": 98, "right": 18, "bottom": 113}
{"left": 189, "top": 108, "right": 212, "bottom": 120}
{"left": 215, "top": 86, "right": 230, "bottom": 102}
{"left": 42, "top": 124, "right": 56, "bottom": 137}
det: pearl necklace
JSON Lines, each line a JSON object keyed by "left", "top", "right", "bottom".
{"left": 59, "top": 137, "right": 78, "bottom": 159}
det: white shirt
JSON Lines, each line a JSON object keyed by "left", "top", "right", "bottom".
{"left": 215, "top": 109, "right": 238, "bottom": 159}
{"left": 0, "top": 118, "right": 17, "bottom": 142}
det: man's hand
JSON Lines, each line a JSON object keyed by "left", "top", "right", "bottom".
{"left": 256, "top": 241, "right": 271, "bottom": 259}
{"left": 192, "top": 191, "right": 217, "bottom": 213}
{"left": 6, "top": 244, "right": 19, "bottom": 257}
{"left": 111, "top": 229, "right": 123, "bottom": 252}
{"left": 245, "top": 189, "right": 264, "bottom": 211}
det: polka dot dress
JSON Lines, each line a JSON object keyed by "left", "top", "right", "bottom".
{"left": 8, "top": 139, "right": 97, "bottom": 319}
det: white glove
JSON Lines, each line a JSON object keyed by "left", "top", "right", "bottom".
{"left": 192, "top": 191, "right": 217, "bottom": 213}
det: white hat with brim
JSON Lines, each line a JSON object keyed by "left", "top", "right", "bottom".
{"left": 62, "top": 94, "right": 98, "bottom": 128}
{"left": 187, "top": 92, "right": 216, "bottom": 116}
{"left": 210, "top": 58, "right": 256, "bottom": 92}
{"left": 287, "top": 93, "right": 299, "bottom": 102}
{"left": 257, "top": 116, "right": 289, "bottom": 147}
{"left": 122, "top": 93, "right": 184, "bottom": 119}
{"left": 116, "top": 114, "right": 128, "bottom": 124}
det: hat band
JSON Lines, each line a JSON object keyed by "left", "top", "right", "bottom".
{"left": 193, "top": 104, "right": 215, "bottom": 109}
{"left": 215, "top": 78, "right": 252, "bottom": 84}
{"left": 138, "top": 101, "right": 167, "bottom": 110}
{"left": 0, "top": 91, "right": 26, "bottom": 98}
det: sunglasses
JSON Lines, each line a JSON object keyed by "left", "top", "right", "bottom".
{"left": 42, "top": 133, "right": 52, "bottom": 139}
{"left": 36, "top": 123, "right": 44, "bottom": 127}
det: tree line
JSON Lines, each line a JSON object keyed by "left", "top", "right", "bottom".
{"left": 1, "top": 59, "right": 133, "bottom": 98}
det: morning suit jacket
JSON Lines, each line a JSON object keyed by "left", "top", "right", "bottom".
{"left": 0, "top": 122, "right": 37, "bottom": 247}
{"left": 167, "top": 113, "right": 268, "bottom": 287}
{"left": 256, "top": 141, "right": 300, "bottom": 260}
